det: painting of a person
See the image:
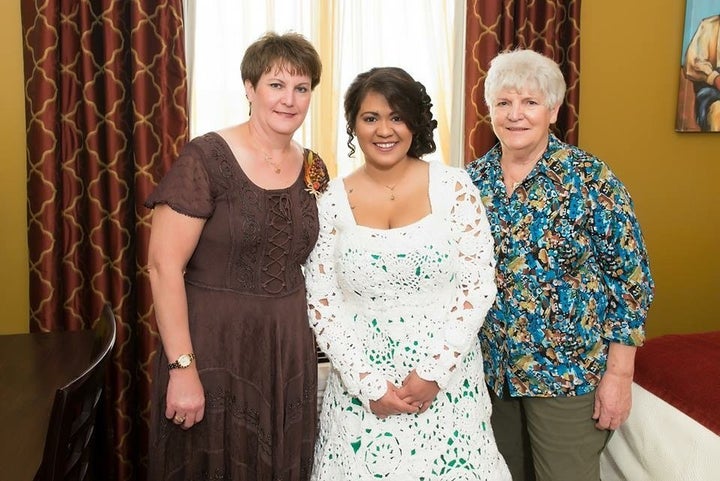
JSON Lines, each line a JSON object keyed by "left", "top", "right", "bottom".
{"left": 683, "top": 14, "right": 720, "bottom": 131}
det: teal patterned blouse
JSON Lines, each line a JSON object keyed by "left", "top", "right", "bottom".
{"left": 466, "top": 134, "right": 655, "bottom": 398}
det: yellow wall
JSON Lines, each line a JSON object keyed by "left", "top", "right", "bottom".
{"left": 579, "top": 1, "right": 719, "bottom": 337}
{"left": 0, "top": 1, "right": 28, "bottom": 334}
{"left": 1, "top": 2, "right": 717, "bottom": 336}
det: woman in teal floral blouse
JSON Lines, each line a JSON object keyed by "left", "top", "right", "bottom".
{"left": 466, "top": 49, "right": 655, "bottom": 481}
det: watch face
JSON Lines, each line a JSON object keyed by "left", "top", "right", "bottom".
{"left": 178, "top": 354, "right": 192, "bottom": 368}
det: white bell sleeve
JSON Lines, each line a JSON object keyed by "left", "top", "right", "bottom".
{"left": 416, "top": 168, "right": 497, "bottom": 389}
{"left": 304, "top": 184, "right": 387, "bottom": 410}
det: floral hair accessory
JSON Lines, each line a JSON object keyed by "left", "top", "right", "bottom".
{"left": 303, "top": 150, "right": 330, "bottom": 198}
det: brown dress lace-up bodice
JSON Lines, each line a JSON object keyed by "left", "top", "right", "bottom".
{"left": 147, "top": 132, "right": 321, "bottom": 481}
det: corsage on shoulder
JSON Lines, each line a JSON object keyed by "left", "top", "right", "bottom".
{"left": 303, "top": 150, "right": 330, "bottom": 198}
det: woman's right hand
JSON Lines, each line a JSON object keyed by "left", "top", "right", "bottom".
{"left": 369, "top": 381, "right": 420, "bottom": 418}
{"left": 149, "top": 205, "right": 207, "bottom": 430}
{"left": 165, "top": 367, "right": 205, "bottom": 429}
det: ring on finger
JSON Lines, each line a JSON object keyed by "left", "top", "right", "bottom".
{"left": 173, "top": 415, "right": 186, "bottom": 424}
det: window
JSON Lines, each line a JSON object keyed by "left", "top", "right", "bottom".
{"left": 185, "top": 0, "right": 465, "bottom": 175}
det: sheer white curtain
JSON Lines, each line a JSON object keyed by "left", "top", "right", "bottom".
{"left": 185, "top": 0, "right": 464, "bottom": 177}
{"left": 185, "top": 0, "right": 315, "bottom": 142}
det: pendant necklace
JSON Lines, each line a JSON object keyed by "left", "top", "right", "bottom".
{"left": 247, "top": 124, "right": 283, "bottom": 174}
{"left": 266, "top": 157, "right": 283, "bottom": 174}
{"left": 364, "top": 166, "right": 402, "bottom": 201}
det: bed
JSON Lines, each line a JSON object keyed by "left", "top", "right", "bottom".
{"left": 600, "top": 331, "right": 720, "bottom": 481}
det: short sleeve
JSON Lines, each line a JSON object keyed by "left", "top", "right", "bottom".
{"left": 145, "top": 141, "right": 215, "bottom": 218}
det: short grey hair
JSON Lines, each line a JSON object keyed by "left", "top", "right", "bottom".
{"left": 484, "top": 49, "right": 566, "bottom": 111}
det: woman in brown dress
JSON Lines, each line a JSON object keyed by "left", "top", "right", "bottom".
{"left": 145, "top": 32, "right": 328, "bottom": 481}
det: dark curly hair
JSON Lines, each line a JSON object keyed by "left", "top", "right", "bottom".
{"left": 343, "top": 67, "right": 437, "bottom": 159}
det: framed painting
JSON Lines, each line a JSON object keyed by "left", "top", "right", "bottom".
{"left": 675, "top": 0, "right": 720, "bottom": 132}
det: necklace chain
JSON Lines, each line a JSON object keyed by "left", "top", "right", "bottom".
{"left": 263, "top": 154, "right": 282, "bottom": 174}
{"left": 363, "top": 166, "right": 402, "bottom": 201}
{"left": 247, "top": 124, "right": 283, "bottom": 174}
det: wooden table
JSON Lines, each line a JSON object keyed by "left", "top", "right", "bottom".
{"left": 0, "top": 330, "right": 95, "bottom": 481}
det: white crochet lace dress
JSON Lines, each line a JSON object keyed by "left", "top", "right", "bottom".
{"left": 305, "top": 162, "right": 511, "bottom": 481}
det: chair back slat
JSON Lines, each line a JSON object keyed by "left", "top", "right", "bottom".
{"left": 34, "top": 304, "right": 117, "bottom": 481}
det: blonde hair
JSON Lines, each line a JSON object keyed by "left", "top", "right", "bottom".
{"left": 484, "top": 49, "right": 566, "bottom": 111}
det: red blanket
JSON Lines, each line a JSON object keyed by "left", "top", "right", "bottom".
{"left": 634, "top": 330, "right": 720, "bottom": 435}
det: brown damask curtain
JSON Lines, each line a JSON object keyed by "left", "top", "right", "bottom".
{"left": 464, "top": 0, "right": 582, "bottom": 161}
{"left": 21, "top": 1, "right": 188, "bottom": 479}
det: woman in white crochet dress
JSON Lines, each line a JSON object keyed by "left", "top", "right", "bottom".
{"left": 304, "top": 67, "right": 511, "bottom": 481}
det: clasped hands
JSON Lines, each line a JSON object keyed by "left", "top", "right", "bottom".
{"left": 369, "top": 370, "right": 440, "bottom": 418}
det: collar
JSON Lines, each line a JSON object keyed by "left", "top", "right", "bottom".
{"left": 471, "top": 133, "right": 575, "bottom": 190}
{"left": 534, "top": 133, "right": 573, "bottom": 188}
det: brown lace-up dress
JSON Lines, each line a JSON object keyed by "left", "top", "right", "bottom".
{"left": 146, "top": 132, "right": 321, "bottom": 481}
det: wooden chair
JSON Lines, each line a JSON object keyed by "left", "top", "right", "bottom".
{"left": 34, "top": 304, "right": 117, "bottom": 481}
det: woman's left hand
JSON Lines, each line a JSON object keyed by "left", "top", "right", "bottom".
{"left": 593, "top": 342, "right": 636, "bottom": 430}
{"left": 396, "top": 370, "right": 440, "bottom": 414}
{"left": 593, "top": 370, "right": 632, "bottom": 430}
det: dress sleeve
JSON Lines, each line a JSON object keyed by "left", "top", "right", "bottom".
{"left": 416, "top": 168, "right": 498, "bottom": 389}
{"left": 589, "top": 169, "right": 654, "bottom": 345}
{"left": 145, "top": 141, "right": 215, "bottom": 219}
{"left": 304, "top": 185, "right": 388, "bottom": 410}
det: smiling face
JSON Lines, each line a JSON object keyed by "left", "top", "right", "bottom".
{"left": 490, "top": 87, "right": 560, "bottom": 160}
{"left": 245, "top": 64, "right": 313, "bottom": 135}
{"left": 353, "top": 91, "right": 413, "bottom": 169}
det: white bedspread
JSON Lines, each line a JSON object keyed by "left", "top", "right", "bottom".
{"left": 600, "top": 383, "right": 720, "bottom": 481}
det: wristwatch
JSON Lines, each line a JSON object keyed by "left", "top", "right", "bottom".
{"left": 168, "top": 353, "right": 195, "bottom": 370}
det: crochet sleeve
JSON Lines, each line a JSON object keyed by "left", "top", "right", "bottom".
{"left": 416, "top": 169, "right": 498, "bottom": 389}
{"left": 304, "top": 186, "right": 388, "bottom": 410}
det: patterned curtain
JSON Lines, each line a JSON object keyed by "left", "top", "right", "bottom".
{"left": 20, "top": 1, "right": 188, "bottom": 479}
{"left": 464, "top": 0, "right": 582, "bottom": 162}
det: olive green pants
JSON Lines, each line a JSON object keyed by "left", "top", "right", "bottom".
{"left": 489, "top": 384, "right": 612, "bottom": 481}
